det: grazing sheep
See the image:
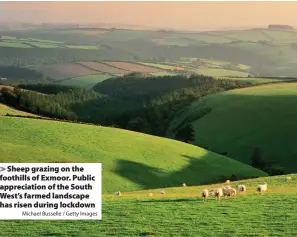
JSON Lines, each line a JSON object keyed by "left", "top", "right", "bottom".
{"left": 228, "top": 188, "right": 237, "bottom": 197}
{"left": 225, "top": 180, "right": 230, "bottom": 184}
{"left": 285, "top": 176, "right": 292, "bottom": 181}
{"left": 214, "top": 188, "right": 223, "bottom": 201}
{"left": 209, "top": 189, "right": 215, "bottom": 196}
{"left": 237, "top": 185, "right": 247, "bottom": 192}
{"left": 148, "top": 193, "right": 153, "bottom": 197}
{"left": 182, "top": 183, "right": 187, "bottom": 187}
{"left": 222, "top": 186, "right": 236, "bottom": 197}
{"left": 114, "top": 191, "right": 121, "bottom": 196}
{"left": 220, "top": 185, "right": 231, "bottom": 190}
{"left": 160, "top": 190, "right": 165, "bottom": 195}
{"left": 257, "top": 182, "right": 268, "bottom": 194}
{"left": 201, "top": 189, "right": 209, "bottom": 201}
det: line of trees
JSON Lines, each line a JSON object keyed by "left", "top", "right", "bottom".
{"left": 1, "top": 74, "right": 253, "bottom": 142}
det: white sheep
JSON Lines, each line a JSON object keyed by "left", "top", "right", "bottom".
{"left": 257, "top": 182, "right": 267, "bottom": 194}
{"left": 285, "top": 176, "right": 292, "bottom": 181}
{"left": 148, "top": 193, "right": 153, "bottom": 197}
{"left": 160, "top": 190, "right": 165, "bottom": 195}
{"left": 237, "top": 185, "right": 247, "bottom": 192}
{"left": 227, "top": 188, "right": 237, "bottom": 197}
{"left": 214, "top": 188, "right": 223, "bottom": 201}
{"left": 201, "top": 189, "right": 209, "bottom": 201}
{"left": 224, "top": 185, "right": 232, "bottom": 189}
{"left": 222, "top": 186, "right": 236, "bottom": 197}
{"left": 182, "top": 183, "right": 187, "bottom": 187}
{"left": 114, "top": 191, "right": 121, "bottom": 196}
{"left": 209, "top": 189, "right": 215, "bottom": 196}
{"left": 225, "top": 180, "right": 230, "bottom": 184}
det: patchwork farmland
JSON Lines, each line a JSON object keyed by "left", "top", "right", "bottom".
{"left": 77, "top": 61, "right": 129, "bottom": 74}
{"left": 32, "top": 63, "right": 100, "bottom": 80}
{"left": 31, "top": 61, "right": 176, "bottom": 87}
{"left": 102, "top": 61, "right": 164, "bottom": 73}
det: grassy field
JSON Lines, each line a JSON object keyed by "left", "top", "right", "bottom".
{"left": 0, "top": 174, "right": 295, "bottom": 236}
{"left": 57, "top": 74, "right": 113, "bottom": 88}
{"left": 169, "top": 82, "right": 297, "bottom": 173}
{"left": 219, "top": 77, "right": 296, "bottom": 84}
{"left": 66, "top": 45, "right": 100, "bottom": 50}
{"left": 180, "top": 57, "right": 250, "bottom": 68}
{"left": 0, "top": 41, "right": 32, "bottom": 48}
{"left": 149, "top": 71, "right": 178, "bottom": 76}
{"left": 191, "top": 68, "right": 250, "bottom": 77}
{"left": 179, "top": 57, "right": 251, "bottom": 76}
{"left": 0, "top": 103, "right": 39, "bottom": 116}
{"left": 139, "top": 62, "right": 185, "bottom": 71}
{"left": 0, "top": 116, "right": 266, "bottom": 194}
{"left": 102, "top": 61, "right": 163, "bottom": 73}
{"left": 0, "top": 36, "right": 101, "bottom": 49}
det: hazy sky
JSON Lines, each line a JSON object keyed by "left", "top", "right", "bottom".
{"left": 1, "top": 2, "right": 296, "bottom": 30}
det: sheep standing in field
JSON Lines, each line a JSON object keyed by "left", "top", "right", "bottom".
{"left": 223, "top": 185, "right": 232, "bottom": 190}
{"left": 209, "top": 189, "right": 215, "bottom": 196}
{"left": 201, "top": 189, "right": 209, "bottom": 201}
{"left": 225, "top": 180, "right": 230, "bottom": 184}
{"left": 227, "top": 188, "right": 237, "bottom": 197}
{"left": 222, "top": 186, "right": 236, "bottom": 197}
{"left": 182, "top": 183, "right": 187, "bottom": 187}
{"left": 114, "top": 191, "right": 121, "bottom": 196}
{"left": 285, "top": 176, "right": 292, "bottom": 181}
{"left": 257, "top": 182, "right": 268, "bottom": 194}
{"left": 160, "top": 190, "right": 165, "bottom": 195}
{"left": 237, "top": 185, "right": 247, "bottom": 192}
{"left": 214, "top": 188, "right": 223, "bottom": 201}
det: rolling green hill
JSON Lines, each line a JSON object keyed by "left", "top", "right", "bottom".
{"left": 168, "top": 82, "right": 297, "bottom": 173}
{"left": 0, "top": 116, "right": 266, "bottom": 193}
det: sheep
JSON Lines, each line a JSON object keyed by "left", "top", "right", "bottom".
{"left": 225, "top": 180, "right": 230, "bottom": 184}
{"left": 148, "top": 193, "right": 153, "bottom": 197}
{"left": 224, "top": 185, "right": 232, "bottom": 190}
{"left": 257, "top": 182, "right": 267, "bottom": 194}
{"left": 214, "top": 188, "right": 223, "bottom": 201}
{"left": 227, "top": 188, "right": 237, "bottom": 197}
{"left": 160, "top": 190, "right": 165, "bottom": 195}
{"left": 222, "top": 186, "right": 236, "bottom": 197}
{"left": 201, "top": 189, "right": 209, "bottom": 201}
{"left": 209, "top": 189, "right": 215, "bottom": 196}
{"left": 285, "top": 176, "right": 292, "bottom": 181}
{"left": 114, "top": 191, "right": 121, "bottom": 196}
{"left": 182, "top": 183, "right": 187, "bottom": 187}
{"left": 237, "top": 185, "right": 247, "bottom": 192}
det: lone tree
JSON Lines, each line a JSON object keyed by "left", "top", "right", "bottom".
{"left": 175, "top": 123, "right": 195, "bottom": 143}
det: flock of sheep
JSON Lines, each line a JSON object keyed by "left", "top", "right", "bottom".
{"left": 201, "top": 180, "right": 266, "bottom": 201}
{"left": 114, "top": 176, "right": 292, "bottom": 199}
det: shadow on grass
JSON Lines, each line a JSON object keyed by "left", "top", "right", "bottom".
{"left": 114, "top": 154, "right": 262, "bottom": 190}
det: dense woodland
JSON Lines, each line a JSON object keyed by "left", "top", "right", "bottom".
{"left": 1, "top": 74, "right": 252, "bottom": 142}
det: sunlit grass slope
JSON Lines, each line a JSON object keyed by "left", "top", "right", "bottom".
{"left": 0, "top": 103, "right": 39, "bottom": 117}
{"left": 0, "top": 116, "right": 266, "bottom": 193}
{"left": 169, "top": 82, "right": 297, "bottom": 173}
{"left": 0, "top": 174, "right": 296, "bottom": 237}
